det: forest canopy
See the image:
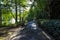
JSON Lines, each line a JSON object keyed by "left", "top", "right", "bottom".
{"left": 0, "top": 0, "right": 60, "bottom": 26}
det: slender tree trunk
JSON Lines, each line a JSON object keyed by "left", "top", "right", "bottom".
{"left": 15, "top": 0, "right": 18, "bottom": 25}
{"left": 0, "top": 9, "right": 2, "bottom": 27}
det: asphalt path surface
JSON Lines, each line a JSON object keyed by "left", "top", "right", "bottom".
{"left": 9, "top": 21, "right": 54, "bottom": 40}
{"left": 8, "top": 27, "right": 54, "bottom": 40}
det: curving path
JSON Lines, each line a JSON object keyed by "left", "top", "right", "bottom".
{"left": 8, "top": 27, "right": 54, "bottom": 40}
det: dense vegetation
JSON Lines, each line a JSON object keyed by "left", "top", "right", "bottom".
{"left": 0, "top": 0, "right": 60, "bottom": 40}
{"left": 0, "top": 0, "right": 48, "bottom": 26}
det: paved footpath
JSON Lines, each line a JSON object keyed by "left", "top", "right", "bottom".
{"left": 6, "top": 27, "right": 54, "bottom": 40}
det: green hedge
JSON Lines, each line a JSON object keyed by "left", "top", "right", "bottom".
{"left": 39, "top": 19, "right": 60, "bottom": 40}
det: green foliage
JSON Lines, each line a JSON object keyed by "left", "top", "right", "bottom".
{"left": 1, "top": 0, "right": 28, "bottom": 26}
{"left": 26, "top": 9, "right": 35, "bottom": 21}
{"left": 40, "top": 19, "right": 60, "bottom": 40}
{"left": 40, "top": 19, "right": 60, "bottom": 27}
{"left": 34, "top": 0, "right": 48, "bottom": 19}
{"left": 1, "top": 0, "right": 48, "bottom": 26}
{"left": 2, "top": 12, "right": 13, "bottom": 25}
{"left": 19, "top": 0, "right": 27, "bottom": 7}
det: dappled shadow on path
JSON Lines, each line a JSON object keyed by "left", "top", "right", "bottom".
{"left": 10, "top": 27, "right": 50, "bottom": 40}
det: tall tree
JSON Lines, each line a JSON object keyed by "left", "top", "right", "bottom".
{"left": 15, "top": 0, "right": 18, "bottom": 24}
{"left": 0, "top": 4, "right": 2, "bottom": 26}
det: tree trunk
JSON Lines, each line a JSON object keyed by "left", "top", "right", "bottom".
{"left": 15, "top": 0, "right": 18, "bottom": 25}
{"left": 0, "top": 9, "right": 2, "bottom": 27}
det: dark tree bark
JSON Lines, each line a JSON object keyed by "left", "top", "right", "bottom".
{"left": 0, "top": 3, "right": 2, "bottom": 26}
{"left": 15, "top": 0, "right": 18, "bottom": 25}
{"left": 0, "top": 9, "right": 2, "bottom": 26}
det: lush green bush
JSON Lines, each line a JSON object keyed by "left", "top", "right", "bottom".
{"left": 39, "top": 19, "right": 60, "bottom": 40}
{"left": 40, "top": 19, "right": 60, "bottom": 27}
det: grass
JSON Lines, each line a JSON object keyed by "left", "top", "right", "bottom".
{"left": 0, "top": 37, "right": 5, "bottom": 40}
